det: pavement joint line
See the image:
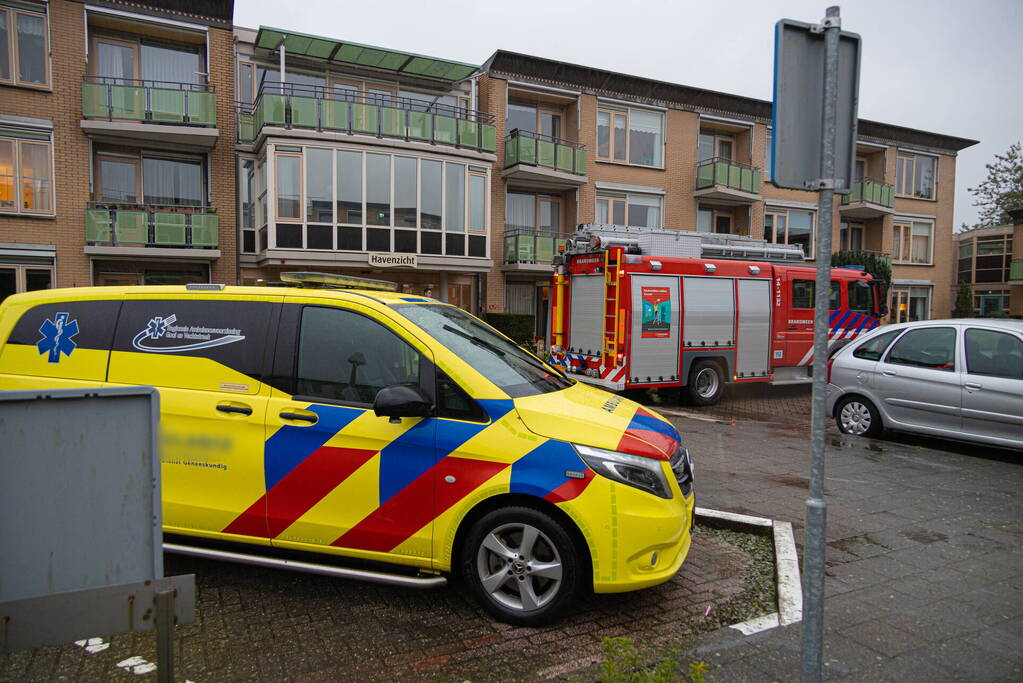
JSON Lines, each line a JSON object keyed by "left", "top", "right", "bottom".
{"left": 695, "top": 508, "right": 803, "bottom": 637}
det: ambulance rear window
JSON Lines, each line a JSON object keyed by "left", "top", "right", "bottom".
{"left": 394, "top": 304, "right": 571, "bottom": 398}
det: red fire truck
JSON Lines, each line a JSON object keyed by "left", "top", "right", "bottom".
{"left": 547, "top": 225, "right": 887, "bottom": 405}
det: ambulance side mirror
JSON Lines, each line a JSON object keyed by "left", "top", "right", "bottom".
{"left": 374, "top": 384, "right": 432, "bottom": 424}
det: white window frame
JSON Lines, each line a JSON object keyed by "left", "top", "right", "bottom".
{"left": 0, "top": 133, "right": 55, "bottom": 216}
{"left": 595, "top": 103, "right": 664, "bottom": 169}
{"left": 895, "top": 150, "right": 938, "bottom": 200}
{"left": 0, "top": 6, "right": 51, "bottom": 90}
{"left": 892, "top": 218, "right": 934, "bottom": 265}
{"left": 764, "top": 206, "right": 815, "bottom": 255}
{"left": 596, "top": 192, "right": 663, "bottom": 228}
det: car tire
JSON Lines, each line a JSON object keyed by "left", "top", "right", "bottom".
{"left": 461, "top": 506, "right": 581, "bottom": 626}
{"left": 835, "top": 396, "right": 883, "bottom": 438}
{"left": 685, "top": 360, "right": 724, "bottom": 406}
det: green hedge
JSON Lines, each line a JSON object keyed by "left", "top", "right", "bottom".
{"left": 832, "top": 250, "right": 892, "bottom": 283}
{"left": 484, "top": 313, "right": 536, "bottom": 344}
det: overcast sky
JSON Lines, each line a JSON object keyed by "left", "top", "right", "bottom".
{"left": 235, "top": 0, "right": 1022, "bottom": 229}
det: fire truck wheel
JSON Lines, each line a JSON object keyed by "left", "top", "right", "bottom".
{"left": 835, "top": 396, "right": 883, "bottom": 438}
{"left": 685, "top": 360, "right": 724, "bottom": 406}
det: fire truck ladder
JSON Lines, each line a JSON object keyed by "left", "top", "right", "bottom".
{"left": 601, "top": 246, "right": 624, "bottom": 368}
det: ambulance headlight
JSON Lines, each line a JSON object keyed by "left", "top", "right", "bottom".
{"left": 573, "top": 444, "right": 672, "bottom": 499}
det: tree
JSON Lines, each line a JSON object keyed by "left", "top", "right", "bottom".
{"left": 968, "top": 142, "right": 1023, "bottom": 227}
{"left": 831, "top": 250, "right": 891, "bottom": 284}
{"left": 952, "top": 284, "right": 974, "bottom": 318}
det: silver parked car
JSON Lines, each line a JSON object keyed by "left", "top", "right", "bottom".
{"left": 826, "top": 318, "right": 1023, "bottom": 450}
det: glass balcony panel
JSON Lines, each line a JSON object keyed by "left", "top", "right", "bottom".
{"left": 536, "top": 139, "right": 555, "bottom": 168}
{"left": 187, "top": 91, "right": 216, "bottom": 125}
{"left": 481, "top": 124, "right": 497, "bottom": 152}
{"left": 575, "top": 149, "right": 587, "bottom": 174}
{"left": 434, "top": 115, "right": 457, "bottom": 144}
{"left": 190, "top": 213, "right": 219, "bottom": 247}
{"left": 111, "top": 85, "right": 145, "bottom": 120}
{"left": 290, "top": 96, "right": 319, "bottom": 127}
{"left": 82, "top": 82, "right": 110, "bottom": 118}
{"left": 114, "top": 210, "right": 148, "bottom": 245}
{"left": 536, "top": 236, "right": 554, "bottom": 262}
{"left": 555, "top": 144, "right": 574, "bottom": 172}
{"left": 459, "top": 120, "right": 479, "bottom": 147}
{"left": 407, "top": 111, "right": 431, "bottom": 140}
{"left": 323, "top": 100, "right": 349, "bottom": 130}
{"left": 380, "top": 107, "right": 403, "bottom": 137}
{"left": 751, "top": 170, "right": 761, "bottom": 193}
{"left": 85, "top": 209, "right": 112, "bottom": 243}
{"left": 696, "top": 161, "right": 714, "bottom": 189}
{"left": 238, "top": 112, "right": 255, "bottom": 141}
{"left": 740, "top": 167, "right": 753, "bottom": 193}
{"left": 261, "top": 94, "right": 287, "bottom": 126}
{"left": 517, "top": 136, "right": 536, "bottom": 166}
{"left": 727, "top": 164, "right": 741, "bottom": 188}
{"left": 153, "top": 211, "right": 187, "bottom": 245}
{"left": 353, "top": 103, "right": 378, "bottom": 134}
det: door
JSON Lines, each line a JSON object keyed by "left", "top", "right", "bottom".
{"left": 108, "top": 296, "right": 279, "bottom": 538}
{"left": 875, "top": 326, "right": 961, "bottom": 431}
{"left": 783, "top": 276, "right": 840, "bottom": 365}
{"left": 714, "top": 214, "right": 732, "bottom": 234}
{"left": 961, "top": 327, "right": 1023, "bottom": 446}
{"left": 264, "top": 303, "right": 437, "bottom": 560}
{"left": 736, "top": 279, "right": 771, "bottom": 378}
{"left": 630, "top": 275, "right": 681, "bottom": 382}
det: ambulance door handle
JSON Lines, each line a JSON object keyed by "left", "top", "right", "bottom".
{"left": 216, "top": 403, "right": 252, "bottom": 416}
{"left": 279, "top": 410, "right": 318, "bottom": 424}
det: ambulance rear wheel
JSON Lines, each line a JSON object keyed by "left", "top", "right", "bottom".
{"left": 685, "top": 360, "right": 724, "bottom": 406}
{"left": 462, "top": 506, "right": 580, "bottom": 626}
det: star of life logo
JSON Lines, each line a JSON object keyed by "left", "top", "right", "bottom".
{"left": 132, "top": 314, "right": 245, "bottom": 353}
{"left": 36, "top": 312, "right": 79, "bottom": 363}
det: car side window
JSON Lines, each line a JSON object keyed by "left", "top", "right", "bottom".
{"left": 852, "top": 329, "right": 901, "bottom": 361}
{"left": 436, "top": 369, "right": 488, "bottom": 423}
{"left": 296, "top": 306, "right": 421, "bottom": 405}
{"left": 848, "top": 281, "right": 871, "bottom": 313}
{"left": 965, "top": 328, "right": 1023, "bottom": 379}
{"left": 792, "top": 280, "right": 841, "bottom": 310}
{"left": 884, "top": 327, "right": 957, "bottom": 372}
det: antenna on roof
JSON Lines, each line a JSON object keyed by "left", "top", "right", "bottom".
{"left": 279, "top": 272, "right": 399, "bottom": 291}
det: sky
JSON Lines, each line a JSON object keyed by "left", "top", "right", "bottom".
{"left": 235, "top": 0, "right": 1023, "bottom": 230}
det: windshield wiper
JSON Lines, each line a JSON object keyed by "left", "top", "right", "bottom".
{"left": 443, "top": 324, "right": 506, "bottom": 357}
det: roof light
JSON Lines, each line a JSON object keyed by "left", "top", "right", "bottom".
{"left": 186, "top": 283, "right": 225, "bottom": 291}
{"left": 280, "top": 271, "right": 399, "bottom": 291}
{"left": 704, "top": 263, "right": 717, "bottom": 273}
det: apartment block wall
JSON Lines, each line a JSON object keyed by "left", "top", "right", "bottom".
{"left": 207, "top": 23, "right": 238, "bottom": 285}
{"left": 0, "top": 0, "right": 90, "bottom": 287}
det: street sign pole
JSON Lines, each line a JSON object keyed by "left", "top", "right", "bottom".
{"left": 802, "top": 6, "right": 841, "bottom": 682}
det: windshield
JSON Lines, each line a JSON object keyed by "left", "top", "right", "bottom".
{"left": 393, "top": 304, "right": 573, "bottom": 398}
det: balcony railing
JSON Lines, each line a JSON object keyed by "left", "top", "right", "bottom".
{"left": 85, "top": 203, "right": 219, "bottom": 248}
{"left": 695, "top": 157, "right": 762, "bottom": 194}
{"left": 237, "top": 82, "right": 497, "bottom": 153}
{"left": 1010, "top": 260, "right": 1023, "bottom": 282}
{"left": 504, "top": 129, "right": 586, "bottom": 176}
{"left": 842, "top": 178, "right": 894, "bottom": 208}
{"left": 82, "top": 76, "right": 216, "bottom": 126}
{"left": 504, "top": 227, "right": 571, "bottom": 265}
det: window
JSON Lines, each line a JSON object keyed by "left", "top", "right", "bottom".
{"left": 852, "top": 329, "right": 901, "bottom": 361}
{"left": 596, "top": 193, "right": 661, "bottom": 228}
{"left": 505, "top": 192, "right": 561, "bottom": 262}
{"left": 0, "top": 263, "right": 52, "bottom": 303}
{"left": 394, "top": 156, "right": 417, "bottom": 228}
{"left": 0, "top": 134, "right": 53, "bottom": 214}
{"left": 436, "top": 370, "right": 487, "bottom": 422}
{"left": 696, "top": 206, "right": 733, "bottom": 235}
{"left": 444, "top": 162, "right": 464, "bottom": 231}
{"left": 366, "top": 153, "right": 390, "bottom": 226}
{"left": 0, "top": 6, "right": 49, "bottom": 88}
{"left": 885, "top": 327, "right": 956, "bottom": 371}
{"left": 896, "top": 152, "right": 936, "bottom": 199}
{"left": 505, "top": 282, "right": 534, "bottom": 315}
{"left": 890, "top": 286, "right": 931, "bottom": 323}
{"left": 791, "top": 280, "right": 840, "bottom": 310}
{"left": 296, "top": 306, "right": 422, "bottom": 405}
{"left": 95, "top": 151, "right": 205, "bottom": 208}
{"left": 275, "top": 152, "right": 301, "bottom": 220}
{"left": 893, "top": 220, "right": 933, "bottom": 264}
{"left": 765, "top": 130, "right": 773, "bottom": 181}
{"left": 698, "top": 132, "right": 733, "bottom": 162}
{"left": 839, "top": 221, "right": 864, "bottom": 251}
{"left": 240, "top": 159, "right": 255, "bottom": 253}
{"left": 506, "top": 102, "right": 562, "bottom": 138}
{"left": 305, "top": 148, "right": 332, "bottom": 224}
{"left": 765, "top": 208, "right": 814, "bottom": 255}
{"left": 91, "top": 34, "right": 203, "bottom": 86}
{"left": 848, "top": 280, "right": 872, "bottom": 313}
{"left": 965, "top": 329, "right": 1023, "bottom": 379}
{"left": 597, "top": 105, "right": 663, "bottom": 167}
{"left": 469, "top": 171, "right": 486, "bottom": 233}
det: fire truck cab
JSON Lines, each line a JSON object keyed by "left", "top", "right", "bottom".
{"left": 548, "top": 225, "right": 887, "bottom": 405}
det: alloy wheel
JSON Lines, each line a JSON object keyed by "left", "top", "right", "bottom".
{"left": 476, "top": 523, "right": 563, "bottom": 612}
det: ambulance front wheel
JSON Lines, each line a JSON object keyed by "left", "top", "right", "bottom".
{"left": 462, "top": 506, "right": 581, "bottom": 626}
{"left": 685, "top": 360, "right": 724, "bottom": 406}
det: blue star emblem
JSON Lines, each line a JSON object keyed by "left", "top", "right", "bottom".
{"left": 147, "top": 317, "right": 168, "bottom": 339}
{"left": 37, "top": 312, "right": 79, "bottom": 363}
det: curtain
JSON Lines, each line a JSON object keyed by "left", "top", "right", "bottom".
{"left": 96, "top": 42, "right": 134, "bottom": 81}
{"left": 505, "top": 193, "right": 535, "bottom": 232}
{"left": 141, "top": 44, "right": 201, "bottom": 85}
{"left": 143, "top": 157, "right": 202, "bottom": 206}
{"left": 628, "top": 194, "right": 661, "bottom": 228}
{"left": 629, "top": 110, "right": 663, "bottom": 166}
{"left": 16, "top": 13, "right": 45, "bottom": 85}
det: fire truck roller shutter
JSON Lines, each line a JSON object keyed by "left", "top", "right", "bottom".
{"left": 629, "top": 275, "right": 681, "bottom": 383}
{"left": 736, "top": 279, "right": 772, "bottom": 378}
{"left": 568, "top": 275, "right": 604, "bottom": 356}
{"left": 682, "top": 277, "right": 735, "bottom": 349}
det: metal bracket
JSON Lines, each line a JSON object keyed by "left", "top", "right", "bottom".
{"left": 804, "top": 179, "right": 837, "bottom": 189}
{"left": 810, "top": 15, "right": 841, "bottom": 33}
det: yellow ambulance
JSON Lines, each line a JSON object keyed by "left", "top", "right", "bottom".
{"left": 0, "top": 273, "right": 694, "bottom": 624}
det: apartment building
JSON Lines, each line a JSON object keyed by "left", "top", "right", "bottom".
{"left": 233, "top": 26, "right": 497, "bottom": 309}
{"left": 478, "top": 51, "right": 978, "bottom": 333}
{"left": 0, "top": 0, "right": 235, "bottom": 301}
{"left": 955, "top": 223, "right": 1014, "bottom": 316}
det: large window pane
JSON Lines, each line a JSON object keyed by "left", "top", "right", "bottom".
{"left": 613, "top": 113, "right": 626, "bottom": 161}
{"left": 336, "top": 150, "right": 362, "bottom": 224}
{"left": 697, "top": 133, "right": 714, "bottom": 162}
{"left": 507, "top": 103, "right": 536, "bottom": 134}
{"left": 787, "top": 210, "right": 813, "bottom": 254}
{"left": 697, "top": 208, "right": 713, "bottom": 233}
{"left": 0, "top": 140, "right": 15, "bottom": 209}
{"left": 141, "top": 43, "right": 201, "bottom": 84}
{"left": 597, "top": 110, "right": 610, "bottom": 158}
{"left": 275, "top": 154, "right": 301, "bottom": 218}
{"left": 95, "top": 41, "right": 134, "bottom": 81}
{"left": 629, "top": 110, "right": 662, "bottom": 166}
{"left": 965, "top": 329, "right": 1023, "bottom": 379}
{"left": 99, "top": 158, "right": 137, "bottom": 203}
{"left": 911, "top": 221, "right": 932, "bottom": 263}
{"left": 469, "top": 173, "right": 486, "bottom": 232}
{"left": 394, "top": 156, "right": 417, "bottom": 228}
{"left": 143, "top": 157, "right": 201, "bottom": 206}
{"left": 16, "top": 12, "right": 46, "bottom": 85}
{"left": 420, "top": 159, "right": 442, "bottom": 229}
{"left": 539, "top": 198, "right": 559, "bottom": 231}
{"left": 627, "top": 194, "right": 661, "bottom": 228}
{"left": 913, "top": 155, "right": 935, "bottom": 199}
{"left": 0, "top": 11, "right": 9, "bottom": 81}
{"left": 241, "top": 160, "right": 253, "bottom": 228}
{"left": 887, "top": 327, "right": 955, "bottom": 370}
{"left": 366, "top": 153, "right": 390, "bottom": 226}
{"left": 445, "top": 162, "right": 464, "bottom": 231}
{"left": 305, "top": 148, "right": 332, "bottom": 223}
{"left": 505, "top": 192, "right": 535, "bottom": 230}
{"left": 20, "top": 141, "right": 51, "bottom": 212}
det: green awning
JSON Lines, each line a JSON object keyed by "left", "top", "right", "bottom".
{"left": 255, "top": 26, "right": 479, "bottom": 81}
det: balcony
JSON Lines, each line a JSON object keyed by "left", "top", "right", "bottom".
{"left": 503, "top": 227, "right": 570, "bottom": 272}
{"left": 840, "top": 178, "right": 896, "bottom": 219}
{"left": 1010, "top": 260, "right": 1023, "bottom": 283}
{"left": 81, "top": 76, "right": 218, "bottom": 148}
{"left": 502, "top": 130, "right": 587, "bottom": 190}
{"left": 84, "top": 204, "right": 220, "bottom": 259}
{"left": 237, "top": 83, "right": 497, "bottom": 155}
{"left": 694, "top": 157, "right": 762, "bottom": 204}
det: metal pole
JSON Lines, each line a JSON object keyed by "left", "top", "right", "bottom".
{"left": 155, "top": 589, "right": 175, "bottom": 683}
{"left": 802, "top": 6, "right": 840, "bottom": 682}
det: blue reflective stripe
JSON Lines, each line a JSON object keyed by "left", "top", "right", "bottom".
{"left": 509, "top": 440, "right": 584, "bottom": 497}
{"left": 264, "top": 404, "right": 363, "bottom": 490}
{"left": 628, "top": 411, "right": 680, "bottom": 441}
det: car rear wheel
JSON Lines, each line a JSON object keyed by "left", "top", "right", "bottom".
{"left": 836, "top": 396, "right": 883, "bottom": 438}
{"left": 685, "top": 360, "right": 724, "bottom": 406}
{"left": 462, "top": 506, "right": 580, "bottom": 626}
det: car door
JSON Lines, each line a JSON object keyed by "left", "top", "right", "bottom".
{"left": 259, "top": 301, "right": 439, "bottom": 562}
{"left": 875, "top": 325, "right": 961, "bottom": 432}
{"left": 108, "top": 294, "right": 280, "bottom": 538}
{"left": 961, "top": 327, "right": 1023, "bottom": 447}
